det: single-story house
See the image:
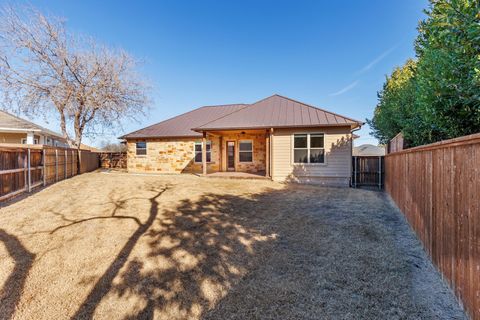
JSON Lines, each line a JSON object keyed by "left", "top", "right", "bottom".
{"left": 121, "top": 94, "right": 363, "bottom": 186}
{"left": 353, "top": 144, "right": 386, "bottom": 156}
{"left": 0, "top": 110, "right": 69, "bottom": 147}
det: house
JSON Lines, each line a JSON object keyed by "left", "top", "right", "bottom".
{"left": 121, "top": 94, "right": 363, "bottom": 186}
{"left": 353, "top": 144, "right": 386, "bottom": 156}
{"left": 0, "top": 110, "right": 69, "bottom": 147}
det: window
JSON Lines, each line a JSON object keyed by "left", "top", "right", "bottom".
{"left": 194, "top": 141, "right": 211, "bottom": 163}
{"left": 293, "top": 133, "right": 325, "bottom": 164}
{"left": 136, "top": 141, "right": 147, "bottom": 155}
{"left": 21, "top": 138, "right": 38, "bottom": 144}
{"left": 239, "top": 140, "right": 253, "bottom": 162}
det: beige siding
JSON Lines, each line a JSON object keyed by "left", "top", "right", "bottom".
{"left": 272, "top": 127, "right": 352, "bottom": 186}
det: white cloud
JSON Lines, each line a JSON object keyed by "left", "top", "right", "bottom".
{"left": 329, "top": 80, "right": 359, "bottom": 96}
{"left": 355, "top": 45, "right": 398, "bottom": 76}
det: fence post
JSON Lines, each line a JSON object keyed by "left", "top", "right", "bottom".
{"left": 27, "top": 148, "right": 31, "bottom": 192}
{"left": 378, "top": 156, "right": 382, "bottom": 190}
{"left": 64, "top": 149, "right": 67, "bottom": 179}
{"left": 71, "top": 150, "right": 74, "bottom": 176}
{"left": 55, "top": 149, "right": 58, "bottom": 182}
{"left": 23, "top": 151, "right": 27, "bottom": 191}
{"left": 353, "top": 156, "right": 357, "bottom": 188}
{"left": 43, "top": 148, "right": 46, "bottom": 186}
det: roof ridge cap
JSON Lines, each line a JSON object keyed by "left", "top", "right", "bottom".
{"left": 201, "top": 103, "right": 247, "bottom": 108}
{"left": 194, "top": 104, "right": 251, "bottom": 130}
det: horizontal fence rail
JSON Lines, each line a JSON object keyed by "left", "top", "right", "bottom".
{"left": 385, "top": 133, "right": 480, "bottom": 320}
{"left": 0, "top": 144, "right": 100, "bottom": 202}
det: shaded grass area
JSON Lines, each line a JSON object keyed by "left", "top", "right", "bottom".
{"left": 0, "top": 172, "right": 465, "bottom": 319}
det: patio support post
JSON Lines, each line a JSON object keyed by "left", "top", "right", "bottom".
{"left": 202, "top": 132, "right": 207, "bottom": 175}
{"left": 270, "top": 128, "right": 274, "bottom": 179}
{"left": 265, "top": 129, "right": 270, "bottom": 177}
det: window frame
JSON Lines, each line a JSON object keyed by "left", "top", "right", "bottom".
{"left": 194, "top": 140, "right": 212, "bottom": 163}
{"left": 292, "top": 133, "right": 326, "bottom": 165}
{"left": 238, "top": 140, "right": 253, "bottom": 163}
{"left": 136, "top": 141, "right": 147, "bottom": 156}
{"left": 21, "top": 138, "right": 39, "bottom": 144}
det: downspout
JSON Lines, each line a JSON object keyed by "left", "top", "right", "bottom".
{"left": 350, "top": 125, "right": 362, "bottom": 187}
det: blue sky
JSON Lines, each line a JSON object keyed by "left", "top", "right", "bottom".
{"left": 11, "top": 0, "right": 427, "bottom": 147}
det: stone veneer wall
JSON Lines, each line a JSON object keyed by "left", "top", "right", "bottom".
{"left": 219, "top": 132, "right": 266, "bottom": 173}
{"left": 126, "top": 137, "right": 220, "bottom": 174}
{"left": 127, "top": 132, "right": 266, "bottom": 174}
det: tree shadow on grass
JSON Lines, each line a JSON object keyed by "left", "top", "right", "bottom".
{"left": 0, "top": 229, "right": 36, "bottom": 320}
{"left": 108, "top": 190, "right": 283, "bottom": 319}
{"left": 70, "top": 184, "right": 171, "bottom": 320}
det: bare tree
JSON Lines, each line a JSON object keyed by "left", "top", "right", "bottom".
{"left": 0, "top": 5, "right": 149, "bottom": 148}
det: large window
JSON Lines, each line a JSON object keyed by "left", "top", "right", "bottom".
{"left": 293, "top": 133, "right": 325, "bottom": 164}
{"left": 136, "top": 141, "right": 147, "bottom": 155}
{"left": 195, "top": 141, "right": 211, "bottom": 163}
{"left": 239, "top": 140, "right": 253, "bottom": 162}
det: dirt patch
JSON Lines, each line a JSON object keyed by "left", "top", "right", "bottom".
{"left": 0, "top": 172, "right": 465, "bottom": 319}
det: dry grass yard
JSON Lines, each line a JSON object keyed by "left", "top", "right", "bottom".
{"left": 0, "top": 172, "right": 465, "bottom": 320}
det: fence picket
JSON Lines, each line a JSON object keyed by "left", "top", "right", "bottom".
{"left": 0, "top": 145, "right": 99, "bottom": 202}
{"left": 385, "top": 132, "right": 480, "bottom": 320}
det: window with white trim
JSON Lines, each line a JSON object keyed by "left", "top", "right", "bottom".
{"left": 136, "top": 141, "right": 147, "bottom": 155}
{"left": 21, "top": 138, "right": 39, "bottom": 144}
{"left": 293, "top": 133, "right": 325, "bottom": 164}
{"left": 194, "top": 141, "right": 211, "bottom": 163}
{"left": 239, "top": 140, "right": 253, "bottom": 162}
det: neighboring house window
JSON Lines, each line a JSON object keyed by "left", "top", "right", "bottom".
{"left": 136, "top": 141, "right": 147, "bottom": 155}
{"left": 293, "top": 133, "right": 325, "bottom": 164}
{"left": 194, "top": 141, "right": 211, "bottom": 163}
{"left": 239, "top": 140, "right": 253, "bottom": 162}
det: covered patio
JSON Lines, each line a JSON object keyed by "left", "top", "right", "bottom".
{"left": 198, "top": 129, "right": 272, "bottom": 178}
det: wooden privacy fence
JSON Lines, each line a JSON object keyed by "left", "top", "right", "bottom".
{"left": 99, "top": 152, "right": 127, "bottom": 169}
{"left": 385, "top": 133, "right": 480, "bottom": 320}
{"left": 352, "top": 156, "right": 384, "bottom": 189}
{"left": 0, "top": 145, "right": 99, "bottom": 201}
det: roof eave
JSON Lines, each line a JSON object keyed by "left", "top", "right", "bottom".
{"left": 192, "top": 122, "right": 363, "bottom": 132}
{"left": 120, "top": 134, "right": 203, "bottom": 140}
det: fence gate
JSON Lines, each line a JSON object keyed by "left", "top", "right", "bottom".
{"left": 352, "top": 156, "right": 384, "bottom": 189}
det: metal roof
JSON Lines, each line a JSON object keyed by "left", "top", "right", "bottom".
{"left": 0, "top": 110, "right": 65, "bottom": 139}
{"left": 121, "top": 104, "right": 247, "bottom": 139}
{"left": 195, "top": 95, "right": 363, "bottom": 131}
{"left": 122, "top": 95, "right": 363, "bottom": 139}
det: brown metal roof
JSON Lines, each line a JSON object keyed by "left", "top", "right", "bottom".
{"left": 122, "top": 95, "right": 363, "bottom": 139}
{"left": 121, "top": 104, "right": 247, "bottom": 139}
{"left": 194, "top": 95, "right": 363, "bottom": 131}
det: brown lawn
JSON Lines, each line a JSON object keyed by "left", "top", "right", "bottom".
{"left": 0, "top": 172, "right": 465, "bottom": 319}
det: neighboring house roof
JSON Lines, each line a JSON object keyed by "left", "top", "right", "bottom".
{"left": 122, "top": 94, "right": 363, "bottom": 139}
{"left": 353, "top": 144, "right": 386, "bottom": 156}
{"left": 121, "top": 104, "right": 247, "bottom": 139}
{"left": 79, "top": 143, "right": 102, "bottom": 152}
{"left": 0, "top": 110, "right": 66, "bottom": 140}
